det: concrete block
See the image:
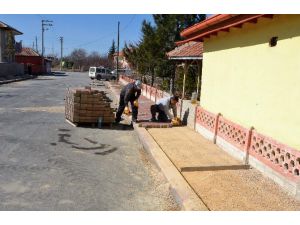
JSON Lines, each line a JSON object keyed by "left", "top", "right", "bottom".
{"left": 195, "top": 123, "right": 214, "bottom": 141}
{"left": 216, "top": 136, "right": 246, "bottom": 162}
{"left": 248, "top": 155, "right": 298, "bottom": 196}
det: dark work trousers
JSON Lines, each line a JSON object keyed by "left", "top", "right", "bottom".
{"left": 150, "top": 104, "right": 168, "bottom": 122}
{"left": 115, "top": 94, "right": 138, "bottom": 122}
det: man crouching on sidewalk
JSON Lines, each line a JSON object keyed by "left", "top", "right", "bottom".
{"left": 115, "top": 80, "right": 142, "bottom": 123}
{"left": 150, "top": 95, "right": 179, "bottom": 122}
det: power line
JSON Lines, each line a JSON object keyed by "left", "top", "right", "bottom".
{"left": 59, "top": 36, "right": 63, "bottom": 71}
{"left": 117, "top": 21, "right": 120, "bottom": 80}
{"left": 74, "top": 31, "right": 116, "bottom": 48}
{"left": 41, "top": 19, "right": 53, "bottom": 57}
{"left": 27, "top": 15, "right": 137, "bottom": 55}
{"left": 70, "top": 15, "right": 136, "bottom": 49}
{"left": 35, "top": 36, "right": 38, "bottom": 53}
{"left": 120, "top": 14, "right": 136, "bottom": 32}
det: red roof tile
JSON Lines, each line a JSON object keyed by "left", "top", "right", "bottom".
{"left": 113, "top": 51, "right": 124, "bottom": 57}
{"left": 16, "top": 48, "right": 40, "bottom": 57}
{"left": 167, "top": 41, "right": 203, "bottom": 59}
{"left": 0, "top": 21, "right": 23, "bottom": 35}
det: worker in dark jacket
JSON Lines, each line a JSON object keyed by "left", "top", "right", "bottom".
{"left": 115, "top": 80, "right": 142, "bottom": 123}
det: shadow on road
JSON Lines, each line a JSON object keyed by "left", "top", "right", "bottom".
{"left": 70, "top": 123, "right": 134, "bottom": 131}
{"left": 45, "top": 72, "right": 68, "bottom": 76}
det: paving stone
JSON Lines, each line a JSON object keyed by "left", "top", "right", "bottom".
{"left": 65, "top": 87, "right": 115, "bottom": 124}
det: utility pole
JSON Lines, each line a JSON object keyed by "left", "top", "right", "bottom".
{"left": 116, "top": 21, "right": 120, "bottom": 81}
{"left": 35, "top": 36, "right": 38, "bottom": 53}
{"left": 41, "top": 20, "right": 53, "bottom": 57}
{"left": 59, "top": 36, "right": 63, "bottom": 71}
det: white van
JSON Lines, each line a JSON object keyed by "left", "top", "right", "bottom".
{"left": 89, "top": 67, "right": 115, "bottom": 80}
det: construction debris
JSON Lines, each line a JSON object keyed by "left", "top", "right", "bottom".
{"left": 65, "top": 87, "right": 115, "bottom": 125}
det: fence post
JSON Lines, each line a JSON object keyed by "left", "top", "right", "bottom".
{"left": 213, "top": 113, "right": 221, "bottom": 144}
{"left": 244, "top": 127, "right": 254, "bottom": 165}
{"left": 193, "top": 106, "right": 199, "bottom": 131}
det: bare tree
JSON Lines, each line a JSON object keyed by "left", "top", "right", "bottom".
{"left": 70, "top": 48, "right": 87, "bottom": 71}
{"left": 86, "top": 51, "right": 101, "bottom": 67}
{"left": 66, "top": 49, "right": 113, "bottom": 71}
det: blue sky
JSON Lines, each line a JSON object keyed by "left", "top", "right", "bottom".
{"left": 0, "top": 14, "right": 153, "bottom": 56}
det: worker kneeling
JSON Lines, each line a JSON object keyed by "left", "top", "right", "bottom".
{"left": 115, "top": 80, "right": 142, "bottom": 123}
{"left": 150, "top": 95, "right": 179, "bottom": 122}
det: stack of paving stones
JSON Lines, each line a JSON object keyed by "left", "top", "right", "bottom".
{"left": 65, "top": 87, "right": 115, "bottom": 125}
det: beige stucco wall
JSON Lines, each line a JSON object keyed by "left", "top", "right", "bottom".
{"left": 201, "top": 14, "right": 300, "bottom": 150}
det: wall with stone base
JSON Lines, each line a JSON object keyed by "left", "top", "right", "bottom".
{"left": 179, "top": 100, "right": 198, "bottom": 129}
{"left": 0, "top": 63, "right": 24, "bottom": 78}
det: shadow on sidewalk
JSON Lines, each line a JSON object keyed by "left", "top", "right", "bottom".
{"left": 181, "top": 164, "right": 251, "bottom": 172}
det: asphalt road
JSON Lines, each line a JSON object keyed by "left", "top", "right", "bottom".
{"left": 0, "top": 72, "right": 178, "bottom": 210}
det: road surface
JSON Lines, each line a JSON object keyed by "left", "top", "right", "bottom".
{"left": 0, "top": 72, "right": 178, "bottom": 210}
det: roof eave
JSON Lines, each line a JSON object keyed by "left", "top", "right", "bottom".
{"left": 177, "top": 14, "right": 272, "bottom": 45}
{"left": 168, "top": 56, "right": 202, "bottom": 60}
{"left": 0, "top": 21, "right": 23, "bottom": 35}
{"left": 181, "top": 14, "right": 234, "bottom": 38}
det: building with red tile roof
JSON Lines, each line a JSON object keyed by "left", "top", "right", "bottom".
{"left": 15, "top": 47, "right": 51, "bottom": 75}
{"left": 177, "top": 14, "right": 273, "bottom": 44}
{"left": 166, "top": 41, "right": 203, "bottom": 117}
{"left": 178, "top": 14, "right": 300, "bottom": 197}
{"left": 166, "top": 41, "right": 203, "bottom": 60}
{"left": 16, "top": 47, "right": 40, "bottom": 57}
{"left": 113, "top": 51, "right": 130, "bottom": 69}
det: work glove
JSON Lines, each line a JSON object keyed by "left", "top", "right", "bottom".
{"left": 171, "top": 117, "right": 181, "bottom": 126}
{"left": 124, "top": 106, "right": 131, "bottom": 115}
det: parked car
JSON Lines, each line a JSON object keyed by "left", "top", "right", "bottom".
{"left": 89, "top": 67, "right": 115, "bottom": 80}
{"left": 111, "top": 68, "right": 132, "bottom": 77}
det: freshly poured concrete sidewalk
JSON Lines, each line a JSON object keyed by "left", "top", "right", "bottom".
{"left": 148, "top": 127, "right": 300, "bottom": 210}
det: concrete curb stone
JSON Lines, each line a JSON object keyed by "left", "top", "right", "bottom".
{"left": 0, "top": 75, "right": 37, "bottom": 85}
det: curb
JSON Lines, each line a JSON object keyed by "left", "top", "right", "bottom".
{"left": 0, "top": 75, "right": 36, "bottom": 85}
{"left": 133, "top": 123, "right": 208, "bottom": 211}
{"left": 105, "top": 81, "right": 120, "bottom": 101}
{"left": 106, "top": 81, "right": 208, "bottom": 210}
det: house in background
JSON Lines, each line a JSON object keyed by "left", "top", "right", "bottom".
{"left": 15, "top": 47, "right": 52, "bottom": 75}
{"left": 0, "top": 21, "right": 23, "bottom": 63}
{"left": 166, "top": 41, "right": 203, "bottom": 129}
{"left": 179, "top": 14, "right": 300, "bottom": 197}
{"left": 0, "top": 21, "right": 24, "bottom": 78}
{"left": 113, "top": 51, "right": 130, "bottom": 69}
